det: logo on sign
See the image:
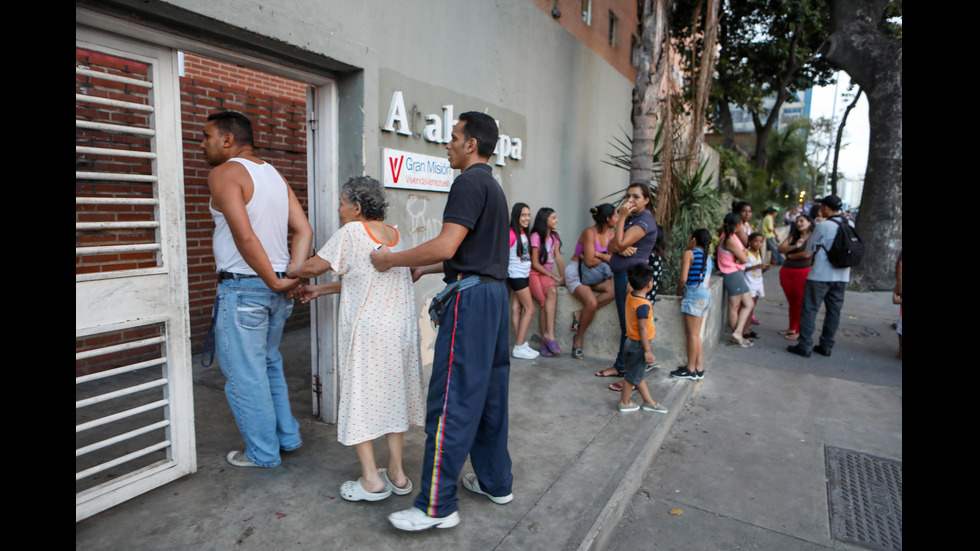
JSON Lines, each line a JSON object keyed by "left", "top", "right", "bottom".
{"left": 382, "top": 148, "right": 453, "bottom": 192}
{"left": 389, "top": 155, "right": 404, "bottom": 183}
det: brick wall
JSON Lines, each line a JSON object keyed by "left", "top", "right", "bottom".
{"left": 77, "top": 49, "right": 313, "bottom": 375}
{"left": 180, "top": 54, "right": 312, "bottom": 353}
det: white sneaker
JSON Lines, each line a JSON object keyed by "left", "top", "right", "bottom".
{"left": 388, "top": 507, "right": 460, "bottom": 531}
{"left": 462, "top": 473, "right": 514, "bottom": 504}
{"left": 512, "top": 342, "right": 540, "bottom": 360}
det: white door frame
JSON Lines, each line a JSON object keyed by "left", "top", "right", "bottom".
{"left": 75, "top": 25, "right": 194, "bottom": 522}
{"left": 76, "top": 8, "right": 341, "bottom": 521}
{"left": 306, "top": 85, "right": 341, "bottom": 423}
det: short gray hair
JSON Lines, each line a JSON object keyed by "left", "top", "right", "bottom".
{"left": 342, "top": 176, "right": 388, "bottom": 220}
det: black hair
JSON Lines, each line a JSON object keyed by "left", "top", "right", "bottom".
{"left": 720, "top": 212, "right": 740, "bottom": 238}
{"left": 651, "top": 221, "right": 666, "bottom": 258}
{"left": 808, "top": 203, "right": 822, "bottom": 220}
{"left": 789, "top": 214, "right": 814, "bottom": 241}
{"left": 627, "top": 183, "right": 655, "bottom": 213}
{"left": 690, "top": 228, "right": 711, "bottom": 285}
{"left": 207, "top": 111, "right": 253, "bottom": 146}
{"left": 748, "top": 232, "right": 764, "bottom": 243}
{"left": 530, "top": 207, "right": 560, "bottom": 265}
{"left": 510, "top": 202, "right": 530, "bottom": 258}
{"left": 627, "top": 262, "right": 655, "bottom": 291}
{"left": 732, "top": 200, "right": 752, "bottom": 214}
{"left": 341, "top": 176, "right": 388, "bottom": 220}
{"left": 590, "top": 203, "right": 616, "bottom": 227}
{"left": 457, "top": 111, "right": 499, "bottom": 158}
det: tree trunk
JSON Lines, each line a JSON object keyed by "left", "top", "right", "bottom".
{"left": 830, "top": 87, "right": 862, "bottom": 196}
{"left": 824, "top": 0, "right": 902, "bottom": 290}
{"left": 630, "top": 0, "right": 671, "bottom": 189}
{"left": 717, "top": 98, "right": 737, "bottom": 151}
{"left": 685, "top": 0, "right": 721, "bottom": 170}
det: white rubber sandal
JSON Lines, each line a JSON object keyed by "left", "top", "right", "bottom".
{"left": 340, "top": 478, "right": 392, "bottom": 502}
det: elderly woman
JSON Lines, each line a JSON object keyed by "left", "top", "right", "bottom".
{"left": 287, "top": 176, "right": 424, "bottom": 502}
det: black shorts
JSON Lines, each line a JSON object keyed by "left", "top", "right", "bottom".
{"left": 506, "top": 277, "right": 529, "bottom": 292}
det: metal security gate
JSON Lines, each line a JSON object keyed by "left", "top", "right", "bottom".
{"left": 75, "top": 27, "right": 195, "bottom": 522}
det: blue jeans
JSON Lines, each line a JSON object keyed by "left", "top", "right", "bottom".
{"left": 797, "top": 280, "right": 846, "bottom": 352}
{"left": 613, "top": 271, "right": 629, "bottom": 371}
{"left": 215, "top": 276, "right": 301, "bottom": 467}
{"left": 766, "top": 236, "right": 784, "bottom": 265}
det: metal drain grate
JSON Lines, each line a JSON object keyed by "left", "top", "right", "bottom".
{"left": 825, "top": 446, "right": 902, "bottom": 551}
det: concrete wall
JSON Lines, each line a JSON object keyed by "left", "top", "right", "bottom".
{"left": 87, "top": 0, "right": 635, "bottom": 227}
{"left": 79, "top": 0, "right": 637, "bottom": 379}
{"left": 545, "top": 276, "right": 727, "bottom": 367}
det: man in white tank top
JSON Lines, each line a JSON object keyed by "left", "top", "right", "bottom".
{"left": 202, "top": 111, "right": 313, "bottom": 468}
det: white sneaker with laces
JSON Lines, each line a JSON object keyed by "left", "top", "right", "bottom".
{"left": 462, "top": 473, "right": 513, "bottom": 504}
{"left": 512, "top": 343, "right": 540, "bottom": 360}
{"left": 388, "top": 507, "right": 460, "bottom": 531}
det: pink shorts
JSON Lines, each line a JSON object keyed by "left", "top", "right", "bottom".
{"left": 529, "top": 270, "right": 557, "bottom": 306}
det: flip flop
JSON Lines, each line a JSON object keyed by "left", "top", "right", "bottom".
{"left": 379, "top": 468, "right": 412, "bottom": 496}
{"left": 570, "top": 313, "right": 580, "bottom": 333}
{"left": 729, "top": 337, "right": 753, "bottom": 348}
{"left": 595, "top": 368, "right": 623, "bottom": 377}
{"left": 340, "top": 478, "right": 392, "bottom": 502}
{"left": 783, "top": 333, "right": 800, "bottom": 340}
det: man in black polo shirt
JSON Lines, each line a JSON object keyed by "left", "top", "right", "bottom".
{"left": 371, "top": 111, "right": 513, "bottom": 531}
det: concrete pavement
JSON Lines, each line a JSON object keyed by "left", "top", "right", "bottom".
{"left": 606, "top": 270, "right": 902, "bottom": 551}
{"left": 75, "top": 268, "right": 902, "bottom": 550}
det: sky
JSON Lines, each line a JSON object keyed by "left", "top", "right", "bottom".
{"left": 808, "top": 71, "right": 870, "bottom": 200}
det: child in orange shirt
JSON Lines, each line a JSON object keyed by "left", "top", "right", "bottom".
{"left": 618, "top": 263, "right": 668, "bottom": 414}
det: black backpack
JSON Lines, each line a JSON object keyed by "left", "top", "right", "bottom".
{"left": 824, "top": 216, "right": 864, "bottom": 268}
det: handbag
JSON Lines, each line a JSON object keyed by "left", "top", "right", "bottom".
{"left": 579, "top": 259, "right": 612, "bottom": 285}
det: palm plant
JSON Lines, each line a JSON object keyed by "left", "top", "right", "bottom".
{"left": 602, "top": 129, "right": 725, "bottom": 294}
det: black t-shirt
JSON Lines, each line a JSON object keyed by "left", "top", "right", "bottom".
{"left": 442, "top": 163, "right": 509, "bottom": 282}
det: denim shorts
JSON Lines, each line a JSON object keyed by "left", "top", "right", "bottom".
{"left": 722, "top": 270, "right": 749, "bottom": 296}
{"left": 622, "top": 338, "right": 649, "bottom": 386}
{"left": 681, "top": 283, "right": 711, "bottom": 317}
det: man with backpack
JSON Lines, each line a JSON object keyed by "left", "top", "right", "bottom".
{"left": 787, "top": 195, "right": 860, "bottom": 358}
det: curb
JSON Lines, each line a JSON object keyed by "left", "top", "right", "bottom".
{"left": 576, "top": 376, "right": 700, "bottom": 551}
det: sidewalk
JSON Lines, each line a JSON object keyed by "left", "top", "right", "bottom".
{"left": 607, "top": 269, "right": 903, "bottom": 551}
{"left": 75, "top": 268, "right": 902, "bottom": 550}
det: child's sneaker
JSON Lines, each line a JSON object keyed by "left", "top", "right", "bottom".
{"left": 618, "top": 401, "right": 639, "bottom": 413}
{"left": 512, "top": 343, "right": 540, "bottom": 360}
{"left": 642, "top": 402, "right": 668, "bottom": 414}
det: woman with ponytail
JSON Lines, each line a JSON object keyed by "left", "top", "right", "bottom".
{"left": 565, "top": 203, "right": 617, "bottom": 359}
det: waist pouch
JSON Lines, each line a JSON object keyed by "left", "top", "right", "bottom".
{"left": 428, "top": 275, "right": 484, "bottom": 325}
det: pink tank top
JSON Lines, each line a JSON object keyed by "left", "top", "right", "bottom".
{"left": 717, "top": 233, "right": 745, "bottom": 274}
{"left": 574, "top": 227, "right": 610, "bottom": 259}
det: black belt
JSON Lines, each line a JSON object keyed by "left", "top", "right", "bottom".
{"left": 456, "top": 273, "right": 503, "bottom": 284}
{"left": 219, "top": 271, "right": 287, "bottom": 280}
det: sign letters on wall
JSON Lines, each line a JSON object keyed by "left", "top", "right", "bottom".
{"left": 381, "top": 91, "right": 523, "bottom": 167}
